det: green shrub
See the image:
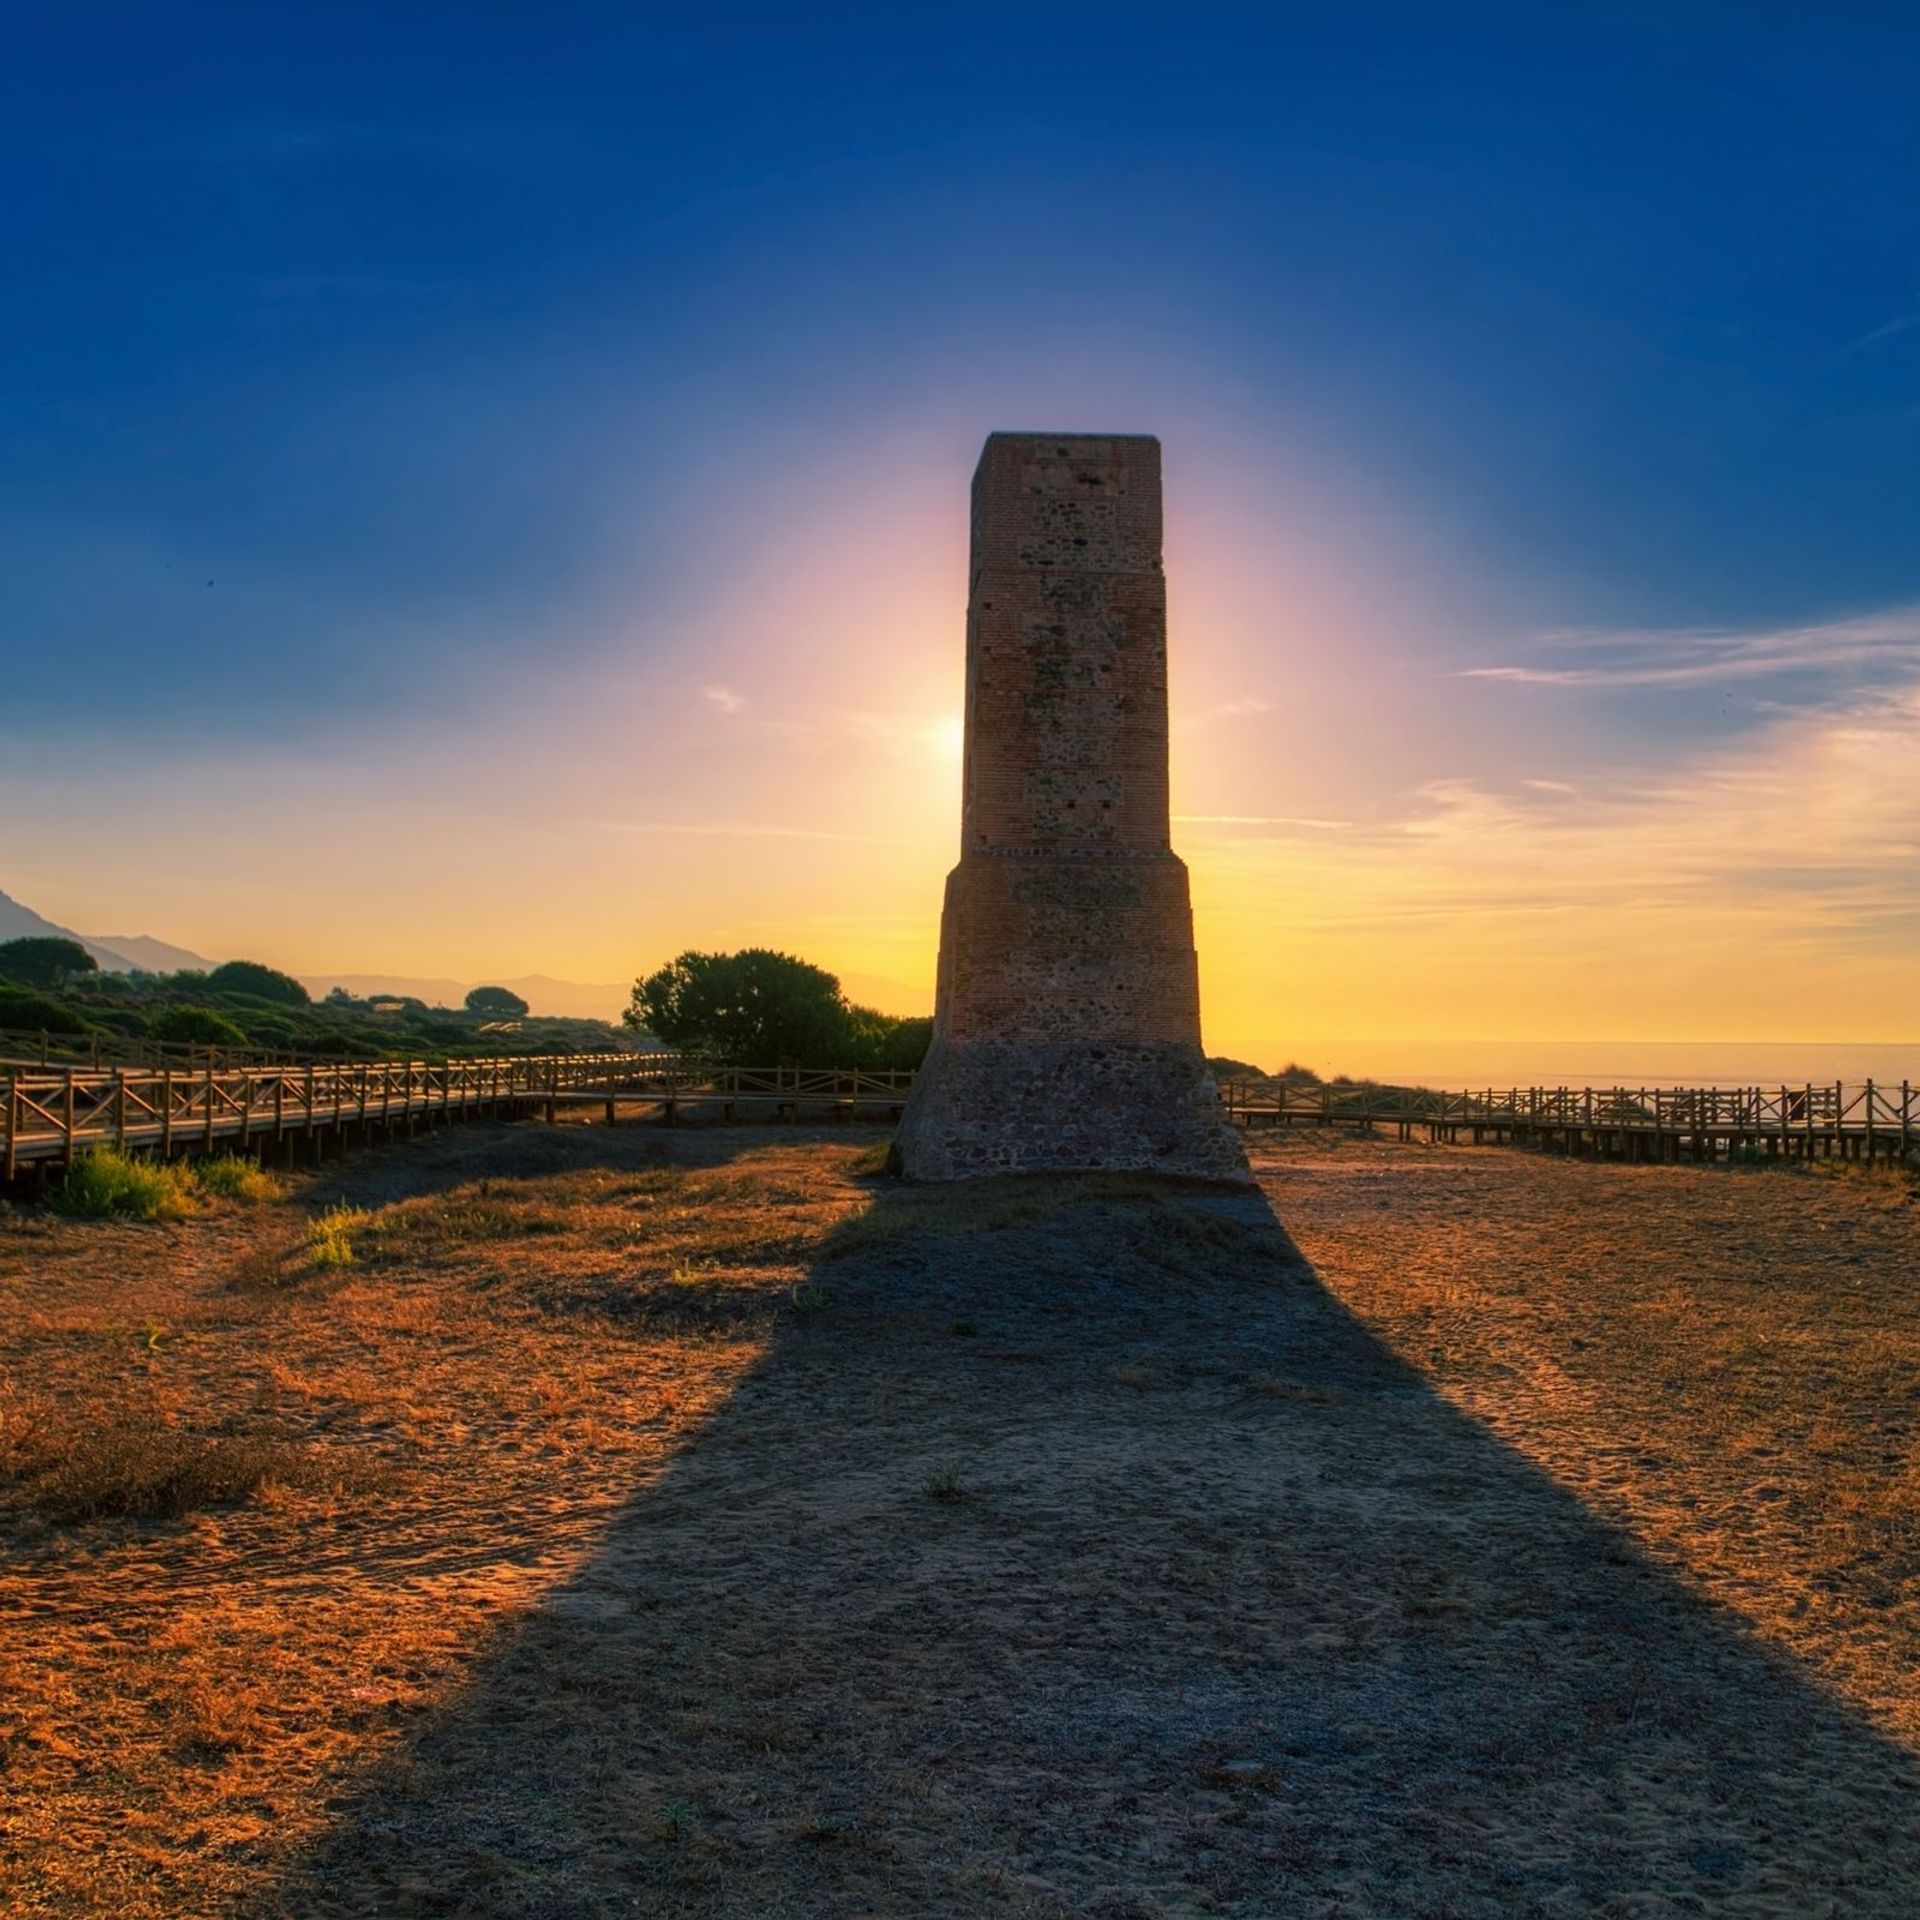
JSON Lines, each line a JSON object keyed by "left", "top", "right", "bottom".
{"left": 306, "top": 1205, "right": 373, "bottom": 1268}
{"left": 0, "top": 987, "right": 92, "bottom": 1036}
{"left": 466, "top": 985, "right": 530, "bottom": 1017}
{"left": 51, "top": 1149, "right": 198, "bottom": 1221}
{"left": 0, "top": 936, "right": 98, "bottom": 990}
{"left": 205, "top": 960, "right": 310, "bottom": 1006}
{"left": 49, "top": 1148, "right": 284, "bottom": 1219}
{"left": 191, "top": 1155, "right": 284, "bottom": 1204}
{"left": 147, "top": 1005, "right": 248, "bottom": 1047}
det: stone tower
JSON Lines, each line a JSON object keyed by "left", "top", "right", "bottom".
{"left": 893, "top": 432, "right": 1249, "bottom": 1182}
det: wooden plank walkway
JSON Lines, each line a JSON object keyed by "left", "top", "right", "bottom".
{"left": 0, "top": 1056, "right": 915, "bottom": 1176}
{"left": 3, "top": 1050, "right": 1913, "bottom": 1178}
{"left": 1218, "top": 1078, "right": 1920, "bottom": 1165}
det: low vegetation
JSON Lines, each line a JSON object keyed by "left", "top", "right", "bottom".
{"left": 304, "top": 1204, "right": 373, "bottom": 1268}
{"left": 49, "top": 1148, "right": 285, "bottom": 1221}
{"left": 0, "top": 1121, "right": 864, "bottom": 1917}
{"left": 0, "top": 1394, "right": 371, "bottom": 1524}
{"left": 0, "top": 935, "right": 98, "bottom": 992}
{"left": 3, "top": 955, "right": 637, "bottom": 1063}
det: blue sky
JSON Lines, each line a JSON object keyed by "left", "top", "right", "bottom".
{"left": 5, "top": 5, "right": 1918, "bottom": 1049}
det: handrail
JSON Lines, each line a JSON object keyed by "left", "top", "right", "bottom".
{"left": 4, "top": 1054, "right": 1913, "bottom": 1174}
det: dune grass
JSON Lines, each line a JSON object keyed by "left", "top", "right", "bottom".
{"left": 192, "top": 1153, "right": 286, "bottom": 1204}
{"left": 49, "top": 1148, "right": 199, "bottom": 1221}
{"left": 304, "top": 1204, "right": 374, "bottom": 1269}
{"left": 47, "top": 1147, "right": 288, "bottom": 1221}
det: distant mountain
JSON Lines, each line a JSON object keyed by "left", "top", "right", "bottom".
{"left": 0, "top": 889, "right": 84, "bottom": 947}
{"left": 0, "top": 888, "right": 139, "bottom": 971}
{"left": 498, "top": 975, "right": 632, "bottom": 1021}
{"left": 3, "top": 883, "right": 930, "bottom": 1023}
{"left": 81, "top": 932, "right": 215, "bottom": 974}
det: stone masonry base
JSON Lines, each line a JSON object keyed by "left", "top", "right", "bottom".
{"left": 892, "top": 1039, "right": 1251, "bottom": 1183}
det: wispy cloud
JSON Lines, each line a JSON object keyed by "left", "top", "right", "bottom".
{"left": 1175, "top": 814, "right": 1351, "bottom": 831}
{"left": 1195, "top": 683, "right": 1920, "bottom": 960}
{"left": 1215, "top": 696, "right": 1277, "bottom": 717}
{"left": 1461, "top": 605, "right": 1920, "bottom": 690}
{"left": 701, "top": 684, "right": 746, "bottom": 714}
{"left": 1844, "top": 309, "right": 1920, "bottom": 354}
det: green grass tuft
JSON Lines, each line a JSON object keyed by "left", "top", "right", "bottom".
{"left": 50, "top": 1149, "right": 199, "bottom": 1221}
{"left": 190, "top": 1154, "right": 285, "bottom": 1204}
{"left": 49, "top": 1148, "right": 288, "bottom": 1221}
{"left": 306, "top": 1205, "right": 373, "bottom": 1269}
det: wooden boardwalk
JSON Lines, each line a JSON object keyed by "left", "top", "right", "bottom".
{"left": 1218, "top": 1078, "right": 1920, "bottom": 1165}
{"left": 3, "top": 1051, "right": 1913, "bottom": 1179}
{"left": 0, "top": 1055, "right": 912, "bottom": 1177}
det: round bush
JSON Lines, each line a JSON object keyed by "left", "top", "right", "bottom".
{"left": 0, "top": 987, "right": 93, "bottom": 1036}
{"left": 147, "top": 1005, "right": 248, "bottom": 1047}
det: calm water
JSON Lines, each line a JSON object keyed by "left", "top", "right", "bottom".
{"left": 1262, "top": 1039, "right": 1920, "bottom": 1092}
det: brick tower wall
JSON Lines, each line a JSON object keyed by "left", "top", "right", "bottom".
{"left": 893, "top": 433, "right": 1248, "bottom": 1181}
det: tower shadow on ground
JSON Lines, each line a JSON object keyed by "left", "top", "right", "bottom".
{"left": 263, "top": 1152, "right": 1920, "bottom": 1918}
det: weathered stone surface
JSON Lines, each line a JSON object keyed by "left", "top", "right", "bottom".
{"left": 894, "top": 432, "right": 1249, "bottom": 1183}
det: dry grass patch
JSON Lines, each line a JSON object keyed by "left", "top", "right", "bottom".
{"left": 10, "top": 1121, "right": 1919, "bottom": 1917}
{"left": 0, "top": 1122, "right": 874, "bottom": 1919}
{"left": 1265, "top": 1129, "right": 1920, "bottom": 1729}
{"left": 0, "top": 1384, "right": 384, "bottom": 1523}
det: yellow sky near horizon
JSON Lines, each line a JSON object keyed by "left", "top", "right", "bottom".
{"left": 12, "top": 436, "right": 1920, "bottom": 1062}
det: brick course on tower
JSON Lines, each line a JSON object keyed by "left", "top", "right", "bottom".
{"left": 893, "top": 432, "right": 1250, "bottom": 1182}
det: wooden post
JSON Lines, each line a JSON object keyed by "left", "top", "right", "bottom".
{"left": 1903, "top": 1081, "right": 1913, "bottom": 1165}
{"left": 1866, "top": 1078, "right": 1877, "bottom": 1163}
{"left": 4, "top": 1073, "right": 16, "bottom": 1183}
{"left": 63, "top": 1068, "right": 76, "bottom": 1167}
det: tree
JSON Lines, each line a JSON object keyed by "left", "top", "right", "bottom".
{"left": 843, "top": 1005, "right": 933, "bottom": 1071}
{"left": 148, "top": 1005, "right": 248, "bottom": 1046}
{"left": 465, "top": 985, "right": 530, "bottom": 1018}
{"left": 626, "top": 949, "right": 851, "bottom": 1065}
{"left": 0, "top": 936, "right": 98, "bottom": 991}
{"left": 205, "top": 959, "right": 310, "bottom": 1006}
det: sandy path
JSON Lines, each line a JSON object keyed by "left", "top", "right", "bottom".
{"left": 258, "top": 1133, "right": 1920, "bottom": 1919}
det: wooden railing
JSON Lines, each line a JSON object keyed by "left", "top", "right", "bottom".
{"left": 1218, "top": 1078, "right": 1919, "bottom": 1162}
{"left": 6, "top": 1049, "right": 1914, "bottom": 1176}
{"left": 1, "top": 1052, "right": 677, "bottom": 1175}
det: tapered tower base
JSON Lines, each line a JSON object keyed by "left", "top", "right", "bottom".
{"left": 894, "top": 1038, "right": 1247, "bottom": 1181}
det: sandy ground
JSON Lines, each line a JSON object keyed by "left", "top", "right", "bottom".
{"left": 2, "top": 1121, "right": 1917, "bottom": 1917}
